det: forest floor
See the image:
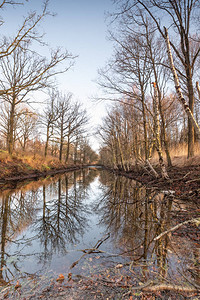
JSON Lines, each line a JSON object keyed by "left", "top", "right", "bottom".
{"left": 0, "top": 154, "right": 199, "bottom": 299}
{"left": 114, "top": 155, "right": 200, "bottom": 202}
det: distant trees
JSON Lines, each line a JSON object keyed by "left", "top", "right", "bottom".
{"left": 41, "top": 90, "right": 59, "bottom": 157}
{"left": 41, "top": 91, "right": 89, "bottom": 163}
{"left": 98, "top": 92, "right": 186, "bottom": 175}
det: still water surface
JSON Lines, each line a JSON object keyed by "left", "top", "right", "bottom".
{"left": 0, "top": 167, "right": 199, "bottom": 289}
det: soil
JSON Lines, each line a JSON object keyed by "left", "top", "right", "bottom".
{"left": 0, "top": 164, "right": 85, "bottom": 191}
{"left": 111, "top": 163, "right": 200, "bottom": 202}
{"left": 0, "top": 161, "right": 199, "bottom": 299}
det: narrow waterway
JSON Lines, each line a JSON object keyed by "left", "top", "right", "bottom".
{"left": 0, "top": 167, "right": 199, "bottom": 296}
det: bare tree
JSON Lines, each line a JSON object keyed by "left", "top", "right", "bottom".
{"left": 164, "top": 27, "right": 200, "bottom": 138}
{"left": 0, "top": 1, "right": 51, "bottom": 61}
{"left": 55, "top": 93, "right": 72, "bottom": 161}
{"left": 0, "top": 41, "right": 75, "bottom": 154}
{"left": 114, "top": 0, "right": 200, "bottom": 157}
{"left": 41, "top": 90, "right": 59, "bottom": 157}
{"left": 64, "top": 102, "right": 88, "bottom": 163}
{"left": 16, "top": 108, "right": 38, "bottom": 151}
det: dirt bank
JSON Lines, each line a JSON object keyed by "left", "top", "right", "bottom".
{"left": 107, "top": 162, "right": 200, "bottom": 201}
{"left": 0, "top": 153, "right": 89, "bottom": 190}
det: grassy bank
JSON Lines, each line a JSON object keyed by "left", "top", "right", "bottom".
{"left": 0, "top": 150, "right": 83, "bottom": 181}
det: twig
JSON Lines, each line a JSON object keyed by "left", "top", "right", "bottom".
{"left": 154, "top": 218, "right": 200, "bottom": 241}
{"left": 177, "top": 268, "right": 200, "bottom": 290}
{"left": 183, "top": 171, "right": 191, "bottom": 179}
{"left": 186, "top": 178, "right": 200, "bottom": 184}
{"left": 70, "top": 233, "right": 110, "bottom": 269}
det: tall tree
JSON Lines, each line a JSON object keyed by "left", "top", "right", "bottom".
{"left": 41, "top": 90, "right": 59, "bottom": 157}
{"left": 114, "top": 0, "right": 200, "bottom": 157}
{"left": 55, "top": 93, "right": 72, "bottom": 161}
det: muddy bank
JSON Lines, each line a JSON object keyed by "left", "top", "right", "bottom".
{"left": 26, "top": 276, "right": 199, "bottom": 300}
{"left": 0, "top": 165, "right": 85, "bottom": 182}
{"left": 104, "top": 164, "right": 200, "bottom": 201}
{"left": 0, "top": 162, "right": 88, "bottom": 191}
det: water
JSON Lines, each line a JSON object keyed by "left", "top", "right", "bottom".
{"left": 0, "top": 167, "right": 199, "bottom": 291}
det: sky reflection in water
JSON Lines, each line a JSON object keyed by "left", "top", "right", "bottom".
{"left": 0, "top": 168, "right": 199, "bottom": 289}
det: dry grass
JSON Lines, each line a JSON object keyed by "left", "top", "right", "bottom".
{"left": 0, "top": 150, "right": 71, "bottom": 179}
{"left": 16, "top": 153, "right": 66, "bottom": 171}
{"left": 170, "top": 143, "right": 200, "bottom": 166}
{"left": 149, "top": 142, "right": 200, "bottom": 167}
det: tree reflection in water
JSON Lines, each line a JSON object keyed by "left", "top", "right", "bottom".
{"left": 96, "top": 170, "right": 199, "bottom": 287}
{"left": 0, "top": 168, "right": 199, "bottom": 290}
{"left": 0, "top": 169, "right": 97, "bottom": 282}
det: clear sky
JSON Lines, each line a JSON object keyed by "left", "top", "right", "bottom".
{"left": 1, "top": 0, "right": 115, "bottom": 151}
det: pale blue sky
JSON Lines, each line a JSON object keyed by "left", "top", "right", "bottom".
{"left": 1, "top": 0, "right": 115, "bottom": 150}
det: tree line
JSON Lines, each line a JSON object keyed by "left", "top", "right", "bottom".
{"left": 0, "top": 0, "right": 97, "bottom": 164}
{"left": 97, "top": 0, "right": 200, "bottom": 176}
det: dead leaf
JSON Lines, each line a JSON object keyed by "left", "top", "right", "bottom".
{"left": 56, "top": 274, "right": 65, "bottom": 282}
{"left": 115, "top": 264, "right": 123, "bottom": 269}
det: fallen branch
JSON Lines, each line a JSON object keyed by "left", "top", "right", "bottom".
{"left": 143, "top": 284, "right": 198, "bottom": 293}
{"left": 186, "top": 178, "right": 200, "bottom": 184}
{"left": 145, "top": 159, "right": 159, "bottom": 178}
{"left": 154, "top": 218, "right": 200, "bottom": 241}
{"left": 70, "top": 233, "right": 110, "bottom": 269}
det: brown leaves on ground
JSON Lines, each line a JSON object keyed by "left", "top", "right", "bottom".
{"left": 56, "top": 274, "right": 65, "bottom": 282}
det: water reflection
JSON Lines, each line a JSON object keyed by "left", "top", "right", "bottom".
{"left": 0, "top": 168, "right": 199, "bottom": 289}
{"left": 0, "top": 169, "right": 97, "bottom": 282}
{"left": 96, "top": 171, "right": 199, "bottom": 286}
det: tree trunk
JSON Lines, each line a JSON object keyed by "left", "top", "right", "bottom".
{"left": 59, "top": 138, "right": 63, "bottom": 161}
{"left": 152, "top": 82, "right": 169, "bottom": 180}
{"left": 44, "top": 125, "right": 50, "bottom": 157}
{"left": 158, "top": 98, "right": 172, "bottom": 167}
{"left": 65, "top": 135, "right": 70, "bottom": 163}
{"left": 141, "top": 89, "right": 148, "bottom": 160}
{"left": 8, "top": 97, "right": 16, "bottom": 154}
{"left": 196, "top": 81, "right": 200, "bottom": 100}
{"left": 73, "top": 140, "right": 78, "bottom": 164}
{"left": 164, "top": 27, "right": 200, "bottom": 157}
{"left": 187, "top": 69, "right": 195, "bottom": 157}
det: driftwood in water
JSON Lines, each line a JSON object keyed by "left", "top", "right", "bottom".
{"left": 145, "top": 159, "right": 159, "bottom": 178}
{"left": 70, "top": 233, "right": 110, "bottom": 269}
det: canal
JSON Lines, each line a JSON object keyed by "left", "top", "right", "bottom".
{"left": 0, "top": 167, "right": 199, "bottom": 296}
